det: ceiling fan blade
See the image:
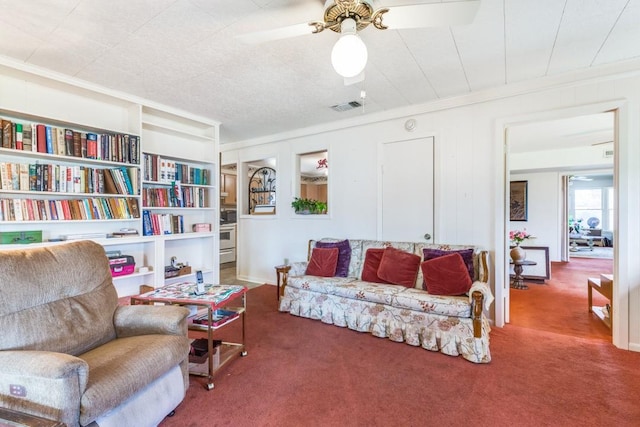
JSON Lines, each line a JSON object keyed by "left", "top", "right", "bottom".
{"left": 380, "top": 0, "right": 481, "bottom": 30}
{"left": 236, "top": 22, "right": 319, "bottom": 44}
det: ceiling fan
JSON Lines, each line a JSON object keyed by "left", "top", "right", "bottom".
{"left": 238, "top": 0, "right": 481, "bottom": 83}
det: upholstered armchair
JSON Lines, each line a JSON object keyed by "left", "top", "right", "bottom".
{"left": 0, "top": 241, "right": 191, "bottom": 427}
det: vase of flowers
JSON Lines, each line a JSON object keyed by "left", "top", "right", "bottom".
{"left": 509, "top": 229, "right": 533, "bottom": 262}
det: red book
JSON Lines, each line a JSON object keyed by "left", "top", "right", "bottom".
{"left": 36, "top": 124, "right": 47, "bottom": 153}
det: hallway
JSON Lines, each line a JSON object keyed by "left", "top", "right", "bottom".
{"left": 509, "top": 257, "right": 613, "bottom": 341}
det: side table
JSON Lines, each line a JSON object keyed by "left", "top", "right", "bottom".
{"left": 275, "top": 264, "right": 291, "bottom": 301}
{"left": 510, "top": 260, "right": 537, "bottom": 290}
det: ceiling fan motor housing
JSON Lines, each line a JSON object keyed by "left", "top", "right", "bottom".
{"left": 324, "top": 0, "right": 374, "bottom": 32}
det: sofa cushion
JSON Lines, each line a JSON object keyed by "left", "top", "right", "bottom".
{"left": 316, "top": 240, "right": 352, "bottom": 277}
{"left": 288, "top": 275, "right": 355, "bottom": 294}
{"left": 377, "top": 247, "right": 421, "bottom": 287}
{"left": 332, "top": 280, "right": 407, "bottom": 305}
{"left": 78, "top": 334, "right": 189, "bottom": 426}
{"left": 423, "top": 248, "right": 475, "bottom": 281}
{"left": 422, "top": 253, "right": 473, "bottom": 295}
{"left": 392, "top": 288, "right": 472, "bottom": 318}
{"left": 361, "top": 248, "right": 387, "bottom": 283}
{"left": 306, "top": 248, "right": 339, "bottom": 277}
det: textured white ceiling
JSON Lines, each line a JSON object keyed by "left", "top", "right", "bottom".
{"left": 0, "top": 0, "right": 638, "bottom": 144}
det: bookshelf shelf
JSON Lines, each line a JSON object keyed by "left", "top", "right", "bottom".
{"left": 0, "top": 63, "right": 220, "bottom": 296}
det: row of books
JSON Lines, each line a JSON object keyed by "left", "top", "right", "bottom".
{"left": 142, "top": 211, "right": 186, "bottom": 235}
{"left": 142, "top": 185, "right": 208, "bottom": 208}
{"left": 0, "top": 162, "right": 139, "bottom": 195}
{"left": 142, "top": 153, "right": 209, "bottom": 185}
{"left": 1, "top": 118, "right": 139, "bottom": 165}
{"left": 0, "top": 197, "right": 140, "bottom": 222}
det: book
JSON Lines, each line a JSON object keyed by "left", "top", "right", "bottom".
{"left": 142, "top": 210, "right": 153, "bottom": 236}
{"left": 36, "top": 124, "right": 46, "bottom": 153}
{"left": 81, "top": 132, "right": 87, "bottom": 158}
{"left": 86, "top": 133, "right": 97, "bottom": 159}
{"left": 14, "top": 123, "right": 23, "bottom": 150}
{"left": 64, "top": 129, "right": 74, "bottom": 156}
{"left": 120, "top": 166, "right": 134, "bottom": 195}
{"left": 45, "top": 126, "right": 53, "bottom": 154}
{"left": 22, "top": 126, "right": 32, "bottom": 152}
{"left": 2, "top": 120, "right": 13, "bottom": 149}
{"left": 192, "top": 309, "right": 239, "bottom": 328}
{"left": 72, "top": 131, "right": 81, "bottom": 157}
{"left": 19, "top": 164, "right": 29, "bottom": 190}
{"left": 55, "top": 128, "right": 65, "bottom": 155}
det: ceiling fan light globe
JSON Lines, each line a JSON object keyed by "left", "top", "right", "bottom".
{"left": 331, "top": 34, "right": 368, "bottom": 78}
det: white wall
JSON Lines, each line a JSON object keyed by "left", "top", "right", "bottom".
{"left": 223, "top": 65, "right": 640, "bottom": 353}
{"left": 509, "top": 172, "right": 562, "bottom": 261}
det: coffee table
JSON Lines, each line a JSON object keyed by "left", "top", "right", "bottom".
{"left": 131, "top": 282, "right": 248, "bottom": 390}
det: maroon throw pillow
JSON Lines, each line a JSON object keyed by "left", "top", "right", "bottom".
{"left": 316, "top": 240, "right": 352, "bottom": 277}
{"left": 361, "top": 248, "right": 388, "bottom": 283}
{"left": 377, "top": 247, "right": 421, "bottom": 288}
{"left": 421, "top": 253, "right": 473, "bottom": 296}
{"left": 423, "top": 248, "right": 474, "bottom": 281}
{"left": 305, "top": 248, "right": 339, "bottom": 277}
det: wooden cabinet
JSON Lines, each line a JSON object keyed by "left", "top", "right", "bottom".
{"left": 221, "top": 173, "right": 236, "bottom": 205}
{"left": 301, "top": 183, "right": 327, "bottom": 203}
{"left": 0, "top": 63, "right": 220, "bottom": 297}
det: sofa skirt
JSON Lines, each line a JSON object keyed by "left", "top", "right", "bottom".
{"left": 279, "top": 287, "right": 491, "bottom": 363}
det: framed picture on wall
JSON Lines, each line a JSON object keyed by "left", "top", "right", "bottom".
{"left": 510, "top": 180, "right": 528, "bottom": 221}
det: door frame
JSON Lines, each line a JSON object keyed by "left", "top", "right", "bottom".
{"left": 496, "top": 100, "right": 631, "bottom": 352}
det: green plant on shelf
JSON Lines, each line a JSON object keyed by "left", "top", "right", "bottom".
{"left": 291, "top": 197, "right": 327, "bottom": 214}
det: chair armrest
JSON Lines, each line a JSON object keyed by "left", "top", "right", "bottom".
{"left": 0, "top": 351, "right": 88, "bottom": 425}
{"left": 469, "top": 281, "right": 494, "bottom": 311}
{"left": 114, "top": 305, "right": 190, "bottom": 338}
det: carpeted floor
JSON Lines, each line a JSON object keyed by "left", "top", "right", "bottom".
{"left": 510, "top": 257, "right": 613, "bottom": 341}
{"left": 160, "top": 279, "right": 640, "bottom": 427}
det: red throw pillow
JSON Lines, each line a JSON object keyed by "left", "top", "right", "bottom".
{"left": 421, "top": 253, "right": 473, "bottom": 295}
{"left": 361, "top": 248, "right": 388, "bottom": 283}
{"left": 305, "top": 247, "right": 339, "bottom": 277}
{"left": 377, "top": 247, "right": 421, "bottom": 288}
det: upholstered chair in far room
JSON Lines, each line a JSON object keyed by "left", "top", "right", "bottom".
{"left": 0, "top": 241, "right": 191, "bottom": 427}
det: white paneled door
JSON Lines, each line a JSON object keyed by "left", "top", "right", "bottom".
{"left": 380, "top": 137, "right": 434, "bottom": 242}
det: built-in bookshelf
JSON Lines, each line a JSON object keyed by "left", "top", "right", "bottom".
{"left": 0, "top": 60, "right": 220, "bottom": 296}
{"left": 0, "top": 114, "right": 142, "bottom": 225}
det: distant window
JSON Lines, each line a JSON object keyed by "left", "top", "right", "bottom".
{"left": 297, "top": 150, "right": 328, "bottom": 214}
{"left": 574, "top": 189, "right": 602, "bottom": 225}
{"left": 241, "top": 158, "right": 276, "bottom": 215}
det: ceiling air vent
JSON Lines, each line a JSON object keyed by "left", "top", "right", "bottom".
{"left": 330, "top": 101, "right": 361, "bottom": 112}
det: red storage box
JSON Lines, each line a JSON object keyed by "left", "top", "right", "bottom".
{"left": 109, "top": 255, "right": 135, "bottom": 277}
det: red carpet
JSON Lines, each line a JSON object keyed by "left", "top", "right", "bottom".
{"left": 161, "top": 282, "right": 640, "bottom": 427}
{"left": 510, "top": 257, "right": 613, "bottom": 340}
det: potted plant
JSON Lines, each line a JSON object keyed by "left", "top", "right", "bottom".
{"left": 291, "top": 197, "right": 327, "bottom": 214}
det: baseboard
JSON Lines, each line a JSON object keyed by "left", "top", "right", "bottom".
{"left": 628, "top": 342, "right": 640, "bottom": 352}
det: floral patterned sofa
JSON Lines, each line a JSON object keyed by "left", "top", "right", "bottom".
{"left": 278, "top": 239, "right": 493, "bottom": 363}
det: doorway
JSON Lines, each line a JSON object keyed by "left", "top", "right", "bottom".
{"left": 379, "top": 137, "right": 434, "bottom": 242}
{"left": 504, "top": 111, "right": 615, "bottom": 340}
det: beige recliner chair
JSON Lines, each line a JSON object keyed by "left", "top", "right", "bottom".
{"left": 0, "top": 241, "right": 190, "bottom": 427}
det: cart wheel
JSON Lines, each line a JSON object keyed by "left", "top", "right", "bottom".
{"left": 241, "top": 350, "right": 248, "bottom": 357}
{"left": 206, "top": 382, "right": 214, "bottom": 390}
